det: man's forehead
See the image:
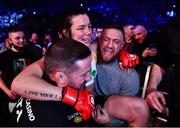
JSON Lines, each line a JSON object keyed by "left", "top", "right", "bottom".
{"left": 103, "top": 29, "right": 123, "bottom": 39}
{"left": 71, "top": 15, "right": 90, "bottom": 25}
{"left": 9, "top": 31, "right": 24, "bottom": 36}
{"left": 74, "top": 56, "right": 91, "bottom": 73}
{"left": 133, "top": 26, "right": 145, "bottom": 32}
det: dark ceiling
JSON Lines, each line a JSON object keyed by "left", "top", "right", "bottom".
{"left": 0, "top": 0, "right": 174, "bottom": 14}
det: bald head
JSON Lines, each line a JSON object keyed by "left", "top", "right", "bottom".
{"left": 132, "top": 25, "right": 147, "bottom": 44}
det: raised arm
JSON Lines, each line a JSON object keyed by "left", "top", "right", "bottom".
{"left": 11, "top": 58, "right": 63, "bottom": 101}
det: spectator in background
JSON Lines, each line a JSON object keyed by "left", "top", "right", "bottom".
{"left": 123, "top": 24, "right": 134, "bottom": 46}
{"left": 0, "top": 26, "right": 42, "bottom": 126}
{"left": 43, "top": 33, "right": 53, "bottom": 49}
{"left": 42, "top": 32, "right": 53, "bottom": 54}
{"left": 132, "top": 25, "right": 158, "bottom": 63}
{"left": 28, "top": 32, "right": 44, "bottom": 56}
{"left": 0, "top": 42, "right": 7, "bottom": 53}
{"left": 28, "top": 32, "right": 44, "bottom": 60}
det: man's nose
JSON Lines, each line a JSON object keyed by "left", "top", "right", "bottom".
{"left": 107, "top": 40, "right": 113, "bottom": 47}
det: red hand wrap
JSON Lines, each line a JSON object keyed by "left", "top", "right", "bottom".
{"left": 61, "top": 86, "right": 78, "bottom": 106}
{"left": 61, "top": 86, "right": 94, "bottom": 120}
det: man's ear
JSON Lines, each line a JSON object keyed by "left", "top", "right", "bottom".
{"left": 63, "top": 29, "right": 70, "bottom": 37}
{"left": 8, "top": 38, "right": 13, "bottom": 44}
{"left": 145, "top": 29, "right": 148, "bottom": 35}
{"left": 52, "top": 72, "right": 69, "bottom": 87}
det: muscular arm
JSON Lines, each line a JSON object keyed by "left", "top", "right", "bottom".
{"left": 146, "top": 64, "right": 166, "bottom": 112}
{"left": 104, "top": 95, "right": 149, "bottom": 127}
{"left": 147, "top": 64, "right": 165, "bottom": 93}
{"left": 11, "top": 58, "right": 63, "bottom": 101}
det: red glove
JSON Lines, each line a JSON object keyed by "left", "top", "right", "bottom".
{"left": 119, "top": 50, "right": 140, "bottom": 68}
{"left": 61, "top": 86, "right": 94, "bottom": 120}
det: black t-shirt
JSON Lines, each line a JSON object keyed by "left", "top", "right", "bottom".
{"left": 0, "top": 47, "right": 42, "bottom": 103}
{"left": 133, "top": 32, "right": 159, "bottom": 63}
{"left": 0, "top": 48, "right": 30, "bottom": 88}
{"left": 0, "top": 46, "right": 42, "bottom": 88}
{"left": 10, "top": 97, "right": 84, "bottom": 126}
{"left": 9, "top": 75, "right": 96, "bottom": 127}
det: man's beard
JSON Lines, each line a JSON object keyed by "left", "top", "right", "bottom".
{"left": 98, "top": 50, "right": 117, "bottom": 64}
{"left": 102, "top": 55, "right": 116, "bottom": 64}
{"left": 97, "top": 44, "right": 117, "bottom": 64}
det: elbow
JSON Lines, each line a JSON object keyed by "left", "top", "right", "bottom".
{"left": 11, "top": 76, "right": 23, "bottom": 95}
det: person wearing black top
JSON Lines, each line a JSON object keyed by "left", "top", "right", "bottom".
{"left": 146, "top": 14, "right": 180, "bottom": 126}
{"left": 132, "top": 25, "right": 158, "bottom": 63}
{"left": 9, "top": 38, "right": 95, "bottom": 127}
{"left": 0, "top": 26, "right": 42, "bottom": 126}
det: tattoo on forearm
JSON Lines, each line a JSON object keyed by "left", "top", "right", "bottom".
{"left": 24, "top": 90, "right": 62, "bottom": 100}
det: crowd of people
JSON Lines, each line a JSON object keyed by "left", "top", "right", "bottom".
{"left": 0, "top": 7, "right": 180, "bottom": 127}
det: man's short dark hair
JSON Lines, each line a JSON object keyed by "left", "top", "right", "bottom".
{"left": 8, "top": 25, "right": 25, "bottom": 33}
{"left": 8, "top": 25, "right": 25, "bottom": 37}
{"left": 102, "top": 24, "right": 124, "bottom": 35}
{"left": 44, "top": 38, "right": 91, "bottom": 76}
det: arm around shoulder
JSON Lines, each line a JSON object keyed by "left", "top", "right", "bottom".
{"left": 11, "top": 58, "right": 63, "bottom": 101}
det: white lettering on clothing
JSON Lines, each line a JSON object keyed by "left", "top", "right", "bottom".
{"left": 16, "top": 97, "right": 23, "bottom": 123}
{"left": 16, "top": 109, "right": 22, "bottom": 123}
{"left": 26, "top": 99, "right": 35, "bottom": 121}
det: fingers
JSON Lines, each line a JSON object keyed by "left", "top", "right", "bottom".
{"left": 11, "top": 91, "right": 18, "bottom": 100}
{"left": 93, "top": 105, "right": 111, "bottom": 125}
{"left": 96, "top": 105, "right": 103, "bottom": 115}
{"left": 158, "top": 93, "right": 166, "bottom": 105}
{"left": 120, "top": 62, "right": 132, "bottom": 73}
{"left": 146, "top": 91, "right": 165, "bottom": 113}
{"left": 119, "top": 62, "right": 125, "bottom": 70}
{"left": 127, "top": 68, "right": 132, "bottom": 74}
{"left": 93, "top": 105, "right": 100, "bottom": 120}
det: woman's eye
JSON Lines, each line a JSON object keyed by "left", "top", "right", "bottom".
{"left": 77, "top": 28, "right": 84, "bottom": 30}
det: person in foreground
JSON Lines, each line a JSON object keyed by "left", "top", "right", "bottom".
{"left": 11, "top": 9, "right": 149, "bottom": 126}
{"left": 9, "top": 38, "right": 94, "bottom": 126}
{"left": 92, "top": 25, "right": 149, "bottom": 126}
{"left": 11, "top": 27, "right": 149, "bottom": 126}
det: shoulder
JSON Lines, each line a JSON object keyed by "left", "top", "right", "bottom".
{"left": 0, "top": 49, "right": 11, "bottom": 58}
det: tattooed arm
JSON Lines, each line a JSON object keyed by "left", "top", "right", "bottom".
{"left": 11, "top": 58, "right": 63, "bottom": 101}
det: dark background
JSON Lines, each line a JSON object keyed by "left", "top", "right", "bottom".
{"left": 0, "top": 0, "right": 179, "bottom": 42}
